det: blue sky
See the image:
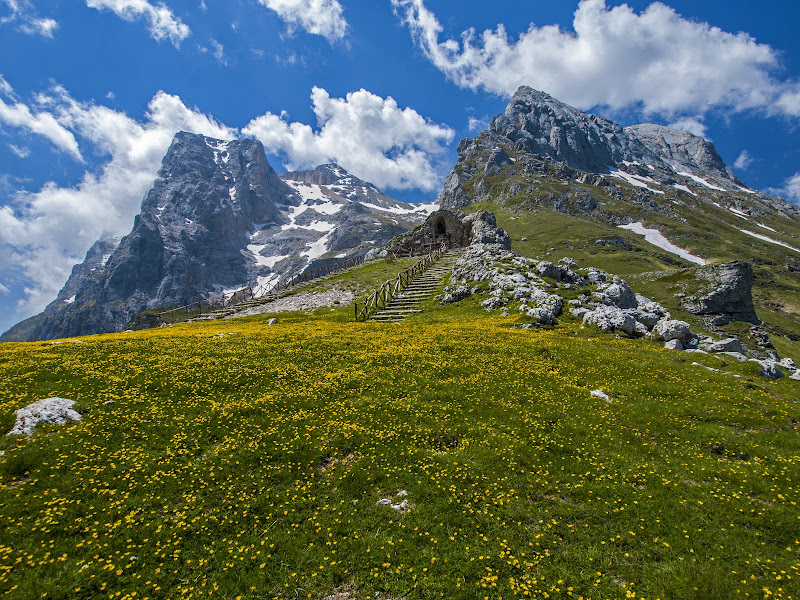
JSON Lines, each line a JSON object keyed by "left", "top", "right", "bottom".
{"left": 1, "top": 0, "right": 799, "bottom": 334}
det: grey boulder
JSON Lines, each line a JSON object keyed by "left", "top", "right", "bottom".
{"left": 583, "top": 306, "right": 637, "bottom": 336}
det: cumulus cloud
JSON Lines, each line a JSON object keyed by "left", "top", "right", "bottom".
{"left": 255, "top": 0, "right": 347, "bottom": 42}
{"left": 776, "top": 84, "right": 800, "bottom": 117}
{"left": 468, "top": 115, "right": 489, "bottom": 133}
{"left": 1, "top": 0, "right": 58, "bottom": 37}
{"left": 0, "top": 85, "right": 83, "bottom": 160}
{"left": 243, "top": 87, "right": 454, "bottom": 191}
{"left": 667, "top": 117, "right": 708, "bottom": 140}
{"left": 85, "top": 0, "right": 190, "bottom": 47}
{"left": 767, "top": 172, "right": 800, "bottom": 205}
{"left": 392, "top": 0, "right": 800, "bottom": 119}
{"left": 734, "top": 150, "right": 753, "bottom": 171}
{"left": 0, "top": 79, "right": 235, "bottom": 319}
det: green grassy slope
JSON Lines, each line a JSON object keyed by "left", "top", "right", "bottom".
{"left": 1, "top": 307, "right": 798, "bottom": 600}
{"left": 458, "top": 196, "right": 800, "bottom": 362}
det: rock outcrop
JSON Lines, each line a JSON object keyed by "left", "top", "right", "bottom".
{"left": 683, "top": 261, "right": 759, "bottom": 325}
{"left": 385, "top": 209, "right": 510, "bottom": 255}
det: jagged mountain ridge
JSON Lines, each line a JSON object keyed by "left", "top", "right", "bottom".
{"left": 439, "top": 86, "right": 798, "bottom": 223}
{"left": 1, "top": 133, "right": 435, "bottom": 341}
{"left": 488, "top": 86, "right": 743, "bottom": 185}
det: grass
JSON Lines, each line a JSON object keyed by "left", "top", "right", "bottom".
{"left": 1, "top": 309, "right": 799, "bottom": 600}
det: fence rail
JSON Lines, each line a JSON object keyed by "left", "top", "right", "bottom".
{"left": 354, "top": 244, "right": 445, "bottom": 322}
{"left": 154, "top": 255, "right": 365, "bottom": 326}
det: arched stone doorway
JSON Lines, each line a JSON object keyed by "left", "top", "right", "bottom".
{"left": 433, "top": 215, "right": 447, "bottom": 236}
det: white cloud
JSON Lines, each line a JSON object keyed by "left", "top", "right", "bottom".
{"left": 0, "top": 93, "right": 83, "bottom": 160}
{"left": 85, "top": 0, "right": 190, "bottom": 47}
{"left": 392, "top": 0, "right": 800, "bottom": 119}
{"left": 667, "top": 117, "right": 708, "bottom": 140}
{"left": 767, "top": 172, "right": 800, "bottom": 205}
{"left": 776, "top": 84, "right": 800, "bottom": 117}
{"left": 199, "top": 38, "right": 227, "bottom": 64}
{"left": 8, "top": 144, "right": 29, "bottom": 158}
{"left": 1, "top": 0, "right": 58, "bottom": 37}
{"left": 19, "top": 16, "right": 58, "bottom": 37}
{"left": 243, "top": 87, "right": 454, "bottom": 191}
{"left": 734, "top": 150, "right": 753, "bottom": 171}
{"left": 468, "top": 115, "right": 489, "bottom": 132}
{"left": 210, "top": 38, "right": 226, "bottom": 64}
{"left": 0, "top": 80, "right": 235, "bottom": 320}
{"left": 256, "top": 0, "right": 347, "bottom": 42}
{"left": 0, "top": 74, "right": 13, "bottom": 97}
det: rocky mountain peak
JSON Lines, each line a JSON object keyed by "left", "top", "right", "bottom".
{"left": 281, "top": 163, "right": 363, "bottom": 187}
{"left": 2, "top": 133, "right": 436, "bottom": 341}
{"left": 624, "top": 123, "right": 741, "bottom": 184}
{"left": 490, "top": 85, "right": 658, "bottom": 173}
{"left": 486, "top": 86, "right": 745, "bottom": 184}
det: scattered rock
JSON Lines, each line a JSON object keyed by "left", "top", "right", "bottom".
{"left": 527, "top": 308, "right": 556, "bottom": 325}
{"left": 267, "top": 318, "right": 279, "bottom": 325}
{"left": 703, "top": 337, "right": 744, "bottom": 354}
{"left": 590, "top": 389, "right": 612, "bottom": 402}
{"left": 7, "top": 398, "right": 82, "bottom": 437}
{"left": 482, "top": 297, "right": 505, "bottom": 311}
{"left": 570, "top": 307, "right": 590, "bottom": 320}
{"left": 440, "top": 286, "right": 471, "bottom": 305}
{"left": 558, "top": 257, "right": 579, "bottom": 270}
{"left": 752, "top": 360, "right": 784, "bottom": 380}
{"left": 376, "top": 490, "right": 409, "bottom": 512}
{"left": 665, "top": 339, "right": 684, "bottom": 351}
{"left": 365, "top": 248, "right": 389, "bottom": 261}
{"left": 231, "top": 288, "right": 355, "bottom": 317}
{"left": 721, "top": 352, "right": 748, "bottom": 363}
{"left": 654, "top": 319, "right": 692, "bottom": 343}
{"left": 629, "top": 309, "right": 661, "bottom": 330}
{"left": 583, "top": 306, "right": 637, "bottom": 336}
{"left": 599, "top": 279, "right": 637, "bottom": 309}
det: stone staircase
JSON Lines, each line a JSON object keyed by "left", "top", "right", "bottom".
{"left": 367, "top": 249, "right": 463, "bottom": 323}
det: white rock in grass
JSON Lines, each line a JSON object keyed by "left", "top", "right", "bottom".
{"left": 664, "top": 339, "right": 684, "bottom": 351}
{"left": 590, "top": 389, "right": 611, "bottom": 402}
{"left": 654, "top": 318, "right": 692, "bottom": 343}
{"left": 7, "top": 398, "right": 81, "bottom": 437}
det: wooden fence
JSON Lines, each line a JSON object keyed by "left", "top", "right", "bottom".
{"left": 354, "top": 244, "right": 446, "bottom": 321}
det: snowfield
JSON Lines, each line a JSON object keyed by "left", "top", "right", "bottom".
{"left": 618, "top": 222, "right": 706, "bottom": 265}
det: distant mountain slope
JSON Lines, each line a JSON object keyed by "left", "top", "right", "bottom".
{"left": 2, "top": 133, "right": 435, "bottom": 342}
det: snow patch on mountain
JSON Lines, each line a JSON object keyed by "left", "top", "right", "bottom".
{"left": 609, "top": 170, "right": 664, "bottom": 195}
{"left": 247, "top": 244, "right": 289, "bottom": 268}
{"left": 302, "top": 232, "right": 332, "bottom": 260}
{"left": 618, "top": 222, "right": 706, "bottom": 265}
{"left": 672, "top": 184, "right": 697, "bottom": 196}
{"left": 677, "top": 171, "right": 726, "bottom": 192}
{"left": 739, "top": 229, "right": 800, "bottom": 254}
